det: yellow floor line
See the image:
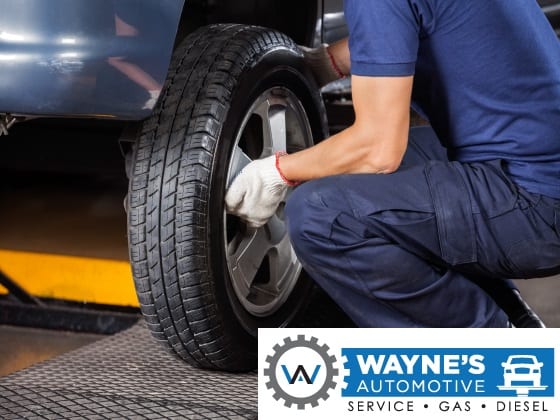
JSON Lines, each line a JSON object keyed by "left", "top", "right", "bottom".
{"left": 0, "top": 249, "right": 139, "bottom": 307}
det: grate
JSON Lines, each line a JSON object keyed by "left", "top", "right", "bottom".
{"left": 0, "top": 322, "right": 257, "bottom": 419}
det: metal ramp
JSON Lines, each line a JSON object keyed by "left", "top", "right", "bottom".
{"left": 0, "top": 322, "right": 257, "bottom": 419}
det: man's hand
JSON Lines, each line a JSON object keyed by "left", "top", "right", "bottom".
{"left": 299, "top": 44, "right": 346, "bottom": 87}
{"left": 225, "top": 155, "right": 290, "bottom": 228}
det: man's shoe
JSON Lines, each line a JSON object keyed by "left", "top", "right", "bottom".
{"left": 469, "top": 278, "right": 546, "bottom": 328}
{"left": 508, "top": 289, "right": 546, "bottom": 328}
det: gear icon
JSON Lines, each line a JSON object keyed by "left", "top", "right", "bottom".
{"left": 263, "top": 335, "right": 338, "bottom": 409}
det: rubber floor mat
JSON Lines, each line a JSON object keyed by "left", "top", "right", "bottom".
{"left": 0, "top": 322, "right": 257, "bottom": 419}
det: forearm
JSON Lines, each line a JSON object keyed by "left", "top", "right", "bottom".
{"left": 279, "top": 75, "right": 412, "bottom": 182}
{"left": 278, "top": 122, "right": 407, "bottom": 181}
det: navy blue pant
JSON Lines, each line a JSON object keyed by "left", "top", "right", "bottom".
{"left": 285, "top": 126, "right": 560, "bottom": 327}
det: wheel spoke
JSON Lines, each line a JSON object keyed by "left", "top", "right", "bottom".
{"left": 266, "top": 231, "right": 298, "bottom": 294}
{"left": 227, "top": 146, "right": 252, "bottom": 187}
{"left": 268, "top": 106, "right": 287, "bottom": 153}
{"left": 227, "top": 227, "right": 271, "bottom": 299}
{"left": 254, "top": 98, "right": 287, "bottom": 156}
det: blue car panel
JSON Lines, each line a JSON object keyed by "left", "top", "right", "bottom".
{"left": 0, "top": 0, "right": 184, "bottom": 119}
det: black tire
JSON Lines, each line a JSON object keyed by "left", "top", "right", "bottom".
{"left": 127, "top": 24, "right": 328, "bottom": 371}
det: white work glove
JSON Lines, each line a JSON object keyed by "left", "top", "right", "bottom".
{"left": 225, "top": 155, "right": 292, "bottom": 228}
{"left": 299, "top": 44, "right": 345, "bottom": 87}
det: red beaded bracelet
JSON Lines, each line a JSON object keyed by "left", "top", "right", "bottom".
{"left": 275, "top": 151, "right": 300, "bottom": 187}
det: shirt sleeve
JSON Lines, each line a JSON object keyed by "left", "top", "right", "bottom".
{"left": 344, "top": 0, "right": 421, "bottom": 77}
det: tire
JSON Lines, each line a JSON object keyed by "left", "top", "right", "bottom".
{"left": 127, "top": 24, "right": 328, "bottom": 372}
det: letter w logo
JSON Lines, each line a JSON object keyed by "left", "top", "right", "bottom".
{"left": 281, "top": 365, "right": 321, "bottom": 384}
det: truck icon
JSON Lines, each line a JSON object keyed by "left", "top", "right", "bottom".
{"left": 497, "top": 355, "right": 548, "bottom": 396}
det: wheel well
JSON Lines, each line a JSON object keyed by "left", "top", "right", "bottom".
{"left": 174, "top": 0, "right": 321, "bottom": 47}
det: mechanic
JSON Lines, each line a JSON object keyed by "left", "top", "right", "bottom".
{"left": 226, "top": 0, "right": 560, "bottom": 327}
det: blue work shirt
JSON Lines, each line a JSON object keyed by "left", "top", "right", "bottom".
{"left": 345, "top": 0, "right": 560, "bottom": 199}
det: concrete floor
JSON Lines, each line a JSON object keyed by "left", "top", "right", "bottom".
{"left": 0, "top": 325, "right": 102, "bottom": 377}
{"left": 515, "top": 276, "right": 560, "bottom": 327}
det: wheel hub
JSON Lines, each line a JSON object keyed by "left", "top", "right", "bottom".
{"left": 224, "top": 87, "right": 313, "bottom": 317}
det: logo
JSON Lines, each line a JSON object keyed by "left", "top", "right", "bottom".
{"left": 260, "top": 329, "right": 560, "bottom": 419}
{"left": 497, "top": 354, "right": 548, "bottom": 396}
{"left": 341, "top": 348, "right": 554, "bottom": 398}
{"left": 263, "top": 335, "right": 338, "bottom": 409}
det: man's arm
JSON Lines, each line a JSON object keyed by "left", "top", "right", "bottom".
{"left": 225, "top": 73, "right": 414, "bottom": 228}
{"left": 278, "top": 74, "right": 414, "bottom": 180}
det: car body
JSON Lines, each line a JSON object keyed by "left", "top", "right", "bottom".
{"left": 0, "top": 0, "right": 346, "bottom": 121}
{"left": 501, "top": 355, "right": 544, "bottom": 387}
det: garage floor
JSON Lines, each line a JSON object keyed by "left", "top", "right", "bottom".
{"left": 515, "top": 276, "right": 560, "bottom": 327}
{"left": 0, "top": 325, "right": 102, "bottom": 377}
